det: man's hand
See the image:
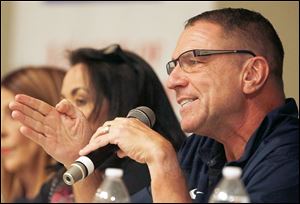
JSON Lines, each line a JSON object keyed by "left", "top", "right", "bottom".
{"left": 79, "top": 117, "right": 191, "bottom": 202}
{"left": 79, "top": 117, "right": 172, "bottom": 165}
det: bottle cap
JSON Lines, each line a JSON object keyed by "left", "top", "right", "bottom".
{"left": 222, "top": 166, "right": 242, "bottom": 179}
{"left": 105, "top": 168, "right": 123, "bottom": 177}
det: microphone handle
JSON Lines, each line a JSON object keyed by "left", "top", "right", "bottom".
{"left": 63, "top": 144, "right": 118, "bottom": 185}
{"left": 89, "top": 144, "right": 119, "bottom": 169}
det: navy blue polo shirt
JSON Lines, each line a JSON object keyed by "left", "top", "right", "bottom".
{"left": 130, "top": 98, "right": 299, "bottom": 203}
{"left": 179, "top": 98, "right": 299, "bottom": 203}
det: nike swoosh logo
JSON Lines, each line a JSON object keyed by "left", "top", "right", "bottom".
{"left": 189, "top": 188, "right": 204, "bottom": 199}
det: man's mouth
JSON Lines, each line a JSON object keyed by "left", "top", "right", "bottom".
{"left": 180, "top": 99, "right": 196, "bottom": 107}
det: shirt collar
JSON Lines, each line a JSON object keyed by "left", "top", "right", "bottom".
{"left": 228, "top": 98, "right": 299, "bottom": 166}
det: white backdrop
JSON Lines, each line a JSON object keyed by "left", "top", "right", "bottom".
{"left": 6, "top": 1, "right": 216, "bottom": 117}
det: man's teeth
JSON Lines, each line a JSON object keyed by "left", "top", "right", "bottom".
{"left": 180, "top": 99, "right": 194, "bottom": 107}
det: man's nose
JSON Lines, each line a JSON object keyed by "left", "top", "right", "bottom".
{"left": 166, "top": 65, "right": 188, "bottom": 90}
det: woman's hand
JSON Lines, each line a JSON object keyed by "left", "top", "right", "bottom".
{"left": 9, "top": 94, "right": 93, "bottom": 167}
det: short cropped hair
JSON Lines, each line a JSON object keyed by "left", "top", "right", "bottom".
{"left": 186, "top": 8, "right": 284, "bottom": 87}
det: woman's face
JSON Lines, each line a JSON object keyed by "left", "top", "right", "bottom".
{"left": 61, "top": 63, "right": 109, "bottom": 131}
{"left": 1, "top": 88, "right": 41, "bottom": 172}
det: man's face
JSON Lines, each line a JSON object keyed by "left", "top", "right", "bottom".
{"left": 167, "top": 21, "right": 246, "bottom": 136}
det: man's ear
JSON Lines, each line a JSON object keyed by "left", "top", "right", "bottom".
{"left": 242, "top": 56, "right": 270, "bottom": 94}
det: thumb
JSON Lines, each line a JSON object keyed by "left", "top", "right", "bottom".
{"left": 55, "top": 99, "right": 77, "bottom": 119}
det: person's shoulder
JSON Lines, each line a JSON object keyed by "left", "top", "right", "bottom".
{"left": 243, "top": 148, "right": 299, "bottom": 203}
{"left": 253, "top": 98, "right": 299, "bottom": 155}
{"left": 260, "top": 114, "right": 299, "bottom": 158}
{"left": 244, "top": 120, "right": 298, "bottom": 178}
{"left": 265, "top": 98, "right": 299, "bottom": 138}
{"left": 243, "top": 129, "right": 299, "bottom": 203}
{"left": 241, "top": 99, "right": 299, "bottom": 192}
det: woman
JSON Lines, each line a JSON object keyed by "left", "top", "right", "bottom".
{"left": 1, "top": 66, "right": 66, "bottom": 202}
{"left": 9, "top": 44, "right": 186, "bottom": 202}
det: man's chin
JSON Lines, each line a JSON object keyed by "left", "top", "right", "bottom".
{"left": 180, "top": 123, "right": 195, "bottom": 134}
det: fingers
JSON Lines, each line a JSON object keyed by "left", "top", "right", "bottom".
{"left": 11, "top": 110, "right": 46, "bottom": 135}
{"left": 9, "top": 101, "right": 45, "bottom": 123}
{"left": 90, "top": 125, "right": 111, "bottom": 141}
{"left": 19, "top": 126, "right": 46, "bottom": 148}
{"left": 55, "top": 99, "right": 77, "bottom": 119}
{"left": 79, "top": 137, "right": 110, "bottom": 156}
{"left": 15, "top": 94, "right": 54, "bottom": 116}
{"left": 79, "top": 125, "right": 112, "bottom": 155}
{"left": 78, "top": 144, "right": 96, "bottom": 156}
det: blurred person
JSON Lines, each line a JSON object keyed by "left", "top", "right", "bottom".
{"left": 77, "top": 8, "right": 298, "bottom": 203}
{"left": 9, "top": 44, "right": 186, "bottom": 202}
{"left": 1, "top": 66, "right": 65, "bottom": 202}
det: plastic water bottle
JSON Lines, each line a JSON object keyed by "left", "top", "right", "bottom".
{"left": 93, "top": 168, "right": 130, "bottom": 203}
{"left": 209, "top": 166, "right": 250, "bottom": 203}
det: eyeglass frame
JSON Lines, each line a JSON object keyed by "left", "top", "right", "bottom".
{"left": 166, "top": 49, "right": 256, "bottom": 75}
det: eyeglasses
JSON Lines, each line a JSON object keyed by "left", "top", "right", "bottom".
{"left": 166, "top": 49, "right": 256, "bottom": 75}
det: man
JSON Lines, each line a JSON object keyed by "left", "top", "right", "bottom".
{"left": 79, "top": 8, "right": 299, "bottom": 202}
{"left": 10, "top": 8, "right": 298, "bottom": 202}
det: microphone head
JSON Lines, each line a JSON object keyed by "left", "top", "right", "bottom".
{"left": 127, "top": 106, "right": 156, "bottom": 128}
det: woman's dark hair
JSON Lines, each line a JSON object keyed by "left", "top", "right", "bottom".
{"left": 68, "top": 44, "right": 185, "bottom": 150}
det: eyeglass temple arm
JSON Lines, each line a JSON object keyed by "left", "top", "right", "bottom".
{"left": 195, "top": 50, "right": 256, "bottom": 57}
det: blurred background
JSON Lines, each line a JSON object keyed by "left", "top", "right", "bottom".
{"left": 1, "top": 1, "right": 299, "bottom": 115}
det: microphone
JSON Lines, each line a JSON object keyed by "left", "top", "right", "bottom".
{"left": 63, "top": 106, "right": 155, "bottom": 185}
